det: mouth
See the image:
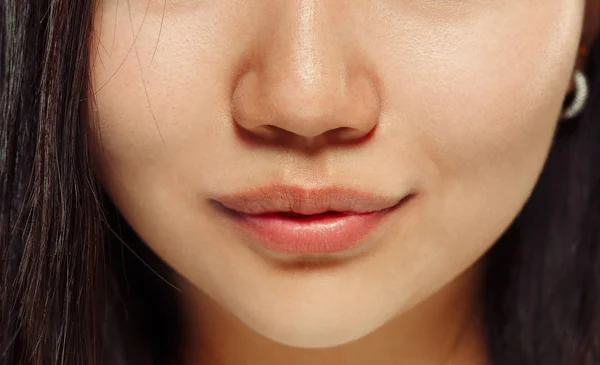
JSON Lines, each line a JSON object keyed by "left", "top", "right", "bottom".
{"left": 211, "top": 185, "right": 412, "bottom": 255}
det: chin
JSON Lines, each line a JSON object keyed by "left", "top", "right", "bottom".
{"left": 232, "top": 301, "right": 390, "bottom": 349}
{"left": 251, "top": 321, "right": 376, "bottom": 349}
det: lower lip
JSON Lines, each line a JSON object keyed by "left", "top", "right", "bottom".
{"left": 219, "top": 202, "right": 404, "bottom": 254}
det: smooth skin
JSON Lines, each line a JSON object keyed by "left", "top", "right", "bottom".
{"left": 91, "top": 1, "right": 600, "bottom": 364}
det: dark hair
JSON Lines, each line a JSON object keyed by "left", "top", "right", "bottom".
{"left": 1, "top": 1, "right": 599, "bottom": 364}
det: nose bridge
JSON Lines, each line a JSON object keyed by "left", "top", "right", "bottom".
{"left": 265, "top": 1, "right": 346, "bottom": 123}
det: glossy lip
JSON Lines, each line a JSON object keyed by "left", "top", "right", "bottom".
{"left": 212, "top": 185, "right": 410, "bottom": 255}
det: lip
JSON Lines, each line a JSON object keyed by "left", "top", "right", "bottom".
{"left": 212, "top": 185, "right": 409, "bottom": 254}
{"left": 214, "top": 185, "right": 402, "bottom": 215}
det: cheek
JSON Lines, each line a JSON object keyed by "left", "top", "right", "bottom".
{"left": 91, "top": 0, "right": 241, "bottom": 170}
{"left": 355, "top": 0, "right": 583, "bottom": 277}
{"left": 375, "top": 0, "right": 581, "bottom": 182}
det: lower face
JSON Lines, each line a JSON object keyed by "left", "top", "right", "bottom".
{"left": 91, "top": 0, "right": 584, "bottom": 348}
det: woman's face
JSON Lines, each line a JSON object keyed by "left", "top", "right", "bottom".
{"left": 92, "top": 0, "right": 585, "bottom": 348}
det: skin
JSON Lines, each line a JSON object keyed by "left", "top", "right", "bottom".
{"left": 91, "top": 1, "right": 600, "bottom": 364}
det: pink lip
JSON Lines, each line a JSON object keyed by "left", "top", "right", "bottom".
{"left": 213, "top": 185, "right": 409, "bottom": 254}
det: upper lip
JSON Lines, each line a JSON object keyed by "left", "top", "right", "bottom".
{"left": 213, "top": 185, "right": 405, "bottom": 215}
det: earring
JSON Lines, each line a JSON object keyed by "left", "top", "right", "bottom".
{"left": 562, "top": 69, "right": 589, "bottom": 120}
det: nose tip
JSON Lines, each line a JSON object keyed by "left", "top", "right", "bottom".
{"left": 232, "top": 66, "right": 381, "bottom": 146}
{"left": 230, "top": 5, "right": 382, "bottom": 148}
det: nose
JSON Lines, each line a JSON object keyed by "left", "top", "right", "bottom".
{"left": 231, "top": 2, "right": 382, "bottom": 148}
